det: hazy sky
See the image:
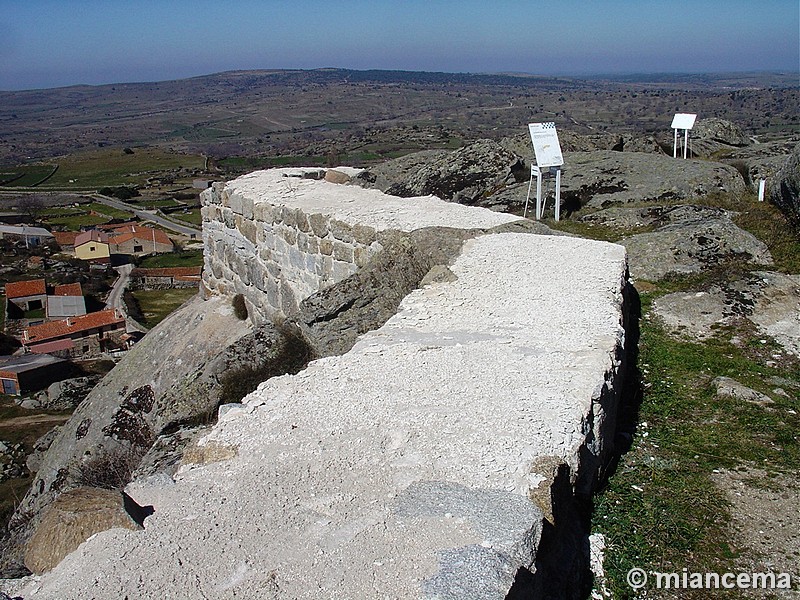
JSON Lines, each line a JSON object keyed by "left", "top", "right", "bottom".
{"left": 1, "top": 0, "right": 798, "bottom": 91}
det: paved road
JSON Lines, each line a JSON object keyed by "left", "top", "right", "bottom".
{"left": 106, "top": 263, "right": 148, "bottom": 333}
{"left": 92, "top": 194, "right": 203, "bottom": 237}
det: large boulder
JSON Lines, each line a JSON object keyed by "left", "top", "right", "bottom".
{"left": 23, "top": 487, "right": 147, "bottom": 574}
{"left": 769, "top": 143, "right": 800, "bottom": 227}
{"left": 0, "top": 295, "right": 262, "bottom": 575}
{"left": 586, "top": 204, "right": 773, "bottom": 281}
{"left": 33, "top": 376, "right": 99, "bottom": 411}
{"left": 372, "top": 140, "right": 526, "bottom": 204}
{"left": 691, "top": 118, "right": 751, "bottom": 157}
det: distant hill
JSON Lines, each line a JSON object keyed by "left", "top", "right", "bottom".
{"left": 0, "top": 68, "right": 797, "bottom": 164}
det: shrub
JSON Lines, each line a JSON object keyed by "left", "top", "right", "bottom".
{"left": 219, "top": 325, "right": 313, "bottom": 404}
{"left": 232, "top": 294, "right": 248, "bottom": 320}
{"left": 74, "top": 447, "right": 143, "bottom": 490}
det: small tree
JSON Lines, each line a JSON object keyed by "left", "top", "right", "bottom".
{"left": 18, "top": 195, "right": 45, "bottom": 223}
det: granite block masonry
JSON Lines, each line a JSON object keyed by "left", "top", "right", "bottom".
{"left": 4, "top": 168, "right": 631, "bottom": 599}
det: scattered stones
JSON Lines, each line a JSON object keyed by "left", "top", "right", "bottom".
{"left": 0, "top": 440, "right": 27, "bottom": 483}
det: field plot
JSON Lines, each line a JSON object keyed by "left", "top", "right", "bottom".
{"left": 21, "top": 147, "right": 205, "bottom": 190}
{"left": 130, "top": 287, "right": 197, "bottom": 328}
{"left": 0, "top": 165, "right": 58, "bottom": 187}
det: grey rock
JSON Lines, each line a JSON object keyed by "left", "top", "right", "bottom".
{"left": 769, "top": 143, "right": 800, "bottom": 227}
{"left": 714, "top": 377, "right": 773, "bottom": 405}
{"left": 690, "top": 118, "right": 751, "bottom": 158}
{"left": 26, "top": 427, "right": 60, "bottom": 473}
{"left": 384, "top": 140, "right": 526, "bottom": 205}
{"left": 40, "top": 377, "right": 99, "bottom": 411}
{"left": 650, "top": 271, "right": 800, "bottom": 357}
{"left": 620, "top": 205, "right": 772, "bottom": 281}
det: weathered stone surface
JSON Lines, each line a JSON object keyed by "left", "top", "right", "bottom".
{"left": 3, "top": 174, "right": 631, "bottom": 600}
{"left": 477, "top": 151, "right": 746, "bottom": 214}
{"left": 26, "top": 427, "right": 60, "bottom": 473}
{"left": 382, "top": 140, "right": 526, "bottom": 204}
{"left": 714, "top": 377, "right": 773, "bottom": 405}
{"left": 33, "top": 377, "right": 99, "bottom": 411}
{"left": 618, "top": 205, "right": 772, "bottom": 281}
{"left": 23, "top": 487, "right": 146, "bottom": 575}
{"left": 769, "top": 143, "right": 800, "bottom": 227}
{"left": 690, "top": 118, "right": 751, "bottom": 158}
{"left": 650, "top": 271, "right": 800, "bottom": 357}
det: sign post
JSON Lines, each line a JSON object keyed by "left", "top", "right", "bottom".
{"left": 671, "top": 113, "right": 697, "bottom": 159}
{"left": 525, "top": 122, "right": 564, "bottom": 220}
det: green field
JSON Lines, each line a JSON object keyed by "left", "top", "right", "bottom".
{"left": 130, "top": 287, "right": 198, "bottom": 328}
{"left": 138, "top": 249, "right": 204, "bottom": 268}
{"left": 171, "top": 208, "right": 202, "bottom": 226}
{"left": 0, "top": 165, "right": 58, "bottom": 187}
{"left": 5, "top": 147, "right": 206, "bottom": 190}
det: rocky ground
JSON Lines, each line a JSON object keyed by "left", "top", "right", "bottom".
{"left": 0, "top": 121, "right": 797, "bottom": 596}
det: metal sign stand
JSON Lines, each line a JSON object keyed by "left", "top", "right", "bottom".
{"left": 525, "top": 165, "right": 562, "bottom": 221}
{"left": 525, "top": 122, "right": 564, "bottom": 221}
{"left": 671, "top": 113, "right": 697, "bottom": 159}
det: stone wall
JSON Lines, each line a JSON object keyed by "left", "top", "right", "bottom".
{"left": 202, "top": 172, "right": 381, "bottom": 323}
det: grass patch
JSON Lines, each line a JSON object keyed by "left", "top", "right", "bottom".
{"left": 33, "top": 147, "right": 205, "bottom": 190}
{"left": 129, "top": 287, "right": 197, "bottom": 328}
{"left": 0, "top": 165, "right": 58, "bottom": 187}
{"left": 593, "top": 315, "right": 800, "bottom": 598}
{"left": 86, "top": 202, "right": 133, "bottom": 219}
{"left": 42, "top": 212, "right": 109, "bottom": 230}
{"left": 138, "top": 249, "right": 204, "bottom": 268}
{"left": 170, "top": 208, "right": 202, "bottom": 226}
{"left": 551, "top": 191, "right": 800, "bottom": 597}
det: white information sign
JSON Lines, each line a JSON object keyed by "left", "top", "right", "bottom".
{"left": 671, "top": 113, "right": 697, "bottom": 130}
{"left": 528, "top": 122, "right": 564, "bottom": 168}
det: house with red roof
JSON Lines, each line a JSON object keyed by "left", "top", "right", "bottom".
{"left": 52, "top": 231, "right": 79, "bottom": 251}
{"left": 108, "top": 225, "right": 173, "bottom": 256}
{"left": 22, "top": 308, "right": 126, "bottom": 358}
{"left": 5, "top": 279, "right": 47, "bottom": 313}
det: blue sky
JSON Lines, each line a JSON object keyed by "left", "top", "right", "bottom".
{"left": 0, "top": 0, "right": 797, "bottom": 90}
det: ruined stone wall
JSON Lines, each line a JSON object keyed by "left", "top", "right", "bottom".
{"left": 201, "top": 175, "right": 383, "bottom": 323}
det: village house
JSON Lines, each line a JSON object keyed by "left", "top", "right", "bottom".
{"left": 0, "top": 353, "right": 71, "bottom": 395}
{"left": 22, "top": 308, "right": 127, "bottom": 358}
{"left": 0, "top": 225, "right": 54, "bottom": 248}
{"left": 74, "top": 230, "right": 111, "bottom": 263}
{"left": 52, "top": 231, "right": 79, "bottom": 251}
{"left": 108, "top": 224, "right": 173, "bottom": 256}
{"left": 5, "top": 279, "right": 47, "bottom": 314}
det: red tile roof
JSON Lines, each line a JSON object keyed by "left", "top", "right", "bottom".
{"left": 53, "top": 231, "right": 79, "bottom": 246}
{"left": 5, "top": 279, "right": 46, "bottom": 299}
{"left": 109, "top": 226, "right": 171, "bottom": 246}
{"left": 74, "top": 230, "right": 109, "bottom": 247}
{"left": 53, "top": 283, "right": 83, "bottom": 297}
{"left": 24, "top": 309, "right": 125, "bottom": 344}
